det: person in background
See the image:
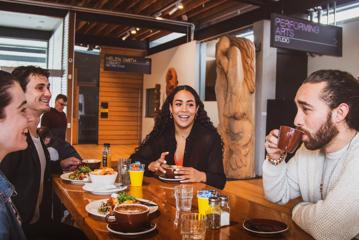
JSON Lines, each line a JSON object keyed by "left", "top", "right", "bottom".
{"left": 263, "top": 70, "right": 359, "bottom": 240}
{"left": 130, "top": 85, "right": 226, "bottom": 189}
{"left": 38, "top": 127, "right": 82, "bottom": 166}
{"left": 0, "top": 66, "right": 86, "bottom": 240}
{"left": 41, "top": 93, "right": 68, "bottom": 140}
{"left": 0, "top": 70, "right": 28, "bottom": 240}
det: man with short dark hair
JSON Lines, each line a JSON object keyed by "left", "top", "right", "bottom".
{"left": 41, "top": 93, "right": 68, "bottom": 140}
{"left": 0, "top": 66, "right": 85, "bottom": 240}
{"left": 263, "top": 70, "right": 359, "bottom": 240}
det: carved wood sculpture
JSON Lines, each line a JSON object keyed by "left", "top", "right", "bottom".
{"left": 166, "top": 67, "right": 178, "bottom": 96}
{"left": 215, "top": 36, "right": 256, "bottom": 179}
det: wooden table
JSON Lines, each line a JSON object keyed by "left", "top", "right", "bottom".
{"left": 53, "top": 176, "right": 313, "bottom": 240}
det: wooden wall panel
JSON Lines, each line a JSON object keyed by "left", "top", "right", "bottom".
{"left": 99, "top": 47, "right": 146, "bottom": 145}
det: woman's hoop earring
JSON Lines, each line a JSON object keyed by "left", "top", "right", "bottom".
{"left": 170, "top": 113, "right": 173, "bottom": 119}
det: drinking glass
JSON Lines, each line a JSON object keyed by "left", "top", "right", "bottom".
{"left": 117, "top": 158, "right": 131, "bottom": 186}
{"left": 197, "top": 190, "right": 217, "bottom": 216}
{"left": 128, "top": 163, "right": 145, "bottom": 187}
{"left": 180, "top": 213, "right": 206, "bottom": 240}
{"left": 174, "top": 185, "right": 193, "bottom": 212}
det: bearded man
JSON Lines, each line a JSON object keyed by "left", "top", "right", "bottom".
{"left": 263, "top": 70, "right": 359, "bottom": 240}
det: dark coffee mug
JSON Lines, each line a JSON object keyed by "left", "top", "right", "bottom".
{"left": 277, "top": 125, "right": 303, "bottom": 153}
{"left": 162, "top": 165, "right": 180, "bottom": 179}
{"left": 105, "top": 204, "right": 150, "bottom": 231}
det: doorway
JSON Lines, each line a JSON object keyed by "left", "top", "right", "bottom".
{"left": 75, "top": 51, "right": 99, "bottom": 144}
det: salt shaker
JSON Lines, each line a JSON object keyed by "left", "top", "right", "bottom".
{"left": 219, "top": 195, "right": 230, "bottom": 227}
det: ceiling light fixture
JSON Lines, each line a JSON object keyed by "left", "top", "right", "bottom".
{"left": 130, "top": 28, "right": 137, "bottom": 34}
{"left": 122, "top": 32, "right": 130, "bottom": 40}
{"left": 154, "top": 12, "right": 163, "bottom": 20}
{"left": 169, "top": 1, "right": 184, "bottom": 15}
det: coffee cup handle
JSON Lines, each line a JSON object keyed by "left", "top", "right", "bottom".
{"left": 105, "top": 212, "right": 116, "bottom": 224}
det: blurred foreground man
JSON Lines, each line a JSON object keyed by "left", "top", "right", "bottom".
{"left": 0, "top": 66, "right": 85, "bottom": 240}
{"left": 263, "top": 70, "right": 359, "bottom": 240}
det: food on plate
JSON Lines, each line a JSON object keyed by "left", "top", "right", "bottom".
{"left": 98, "top": 192, "right": 137, "bottom": 214}
{"left": 91, "top": 167, "right": 115, "bottom": 175}
{"left": 68, "top": 165, "right": 91, "bottom": 180}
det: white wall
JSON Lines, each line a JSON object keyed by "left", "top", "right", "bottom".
{"left": 142, "top": 41, "right": 201, "bottom": 139}
{"left": 253, "top": 20, "right": 277, "bottom": 176}
{"left": 308, "top": 19, "right": 359, "bottom": 78}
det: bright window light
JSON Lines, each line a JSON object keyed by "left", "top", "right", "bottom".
{"left": 0, "top": 37, "right": 47, "bottom": 68}
{"left": 235, "top": 30, "right": 254, "bottom": 42}
{"left": 149, "top": 32, "right": 186, "bottom": 48}
{"left": 312, "top": 2, "right": 359, "bottom": 24}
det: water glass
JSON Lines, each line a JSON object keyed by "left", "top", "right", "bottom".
{"left": 174, "top": 185, "right": 193, "bottom": 212}
{"left": 180, "top": 213, "right": 206, "bottom": 240}
{"left": 117, "top": 158, "right": 131, "bottom": 186}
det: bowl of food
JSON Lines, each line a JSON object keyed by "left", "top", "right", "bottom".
{"left": 105, "top": 204, "right": 150, "bottom": 231}
{"left": 82, "top": 159, "right": 101, "bottom": 171}
{"left": 89, "top": 167, "right": 118, "bottom": 186}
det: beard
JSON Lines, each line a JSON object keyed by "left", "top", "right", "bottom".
{"left": 299, "top": 112, "right": 339, "bottom": 150}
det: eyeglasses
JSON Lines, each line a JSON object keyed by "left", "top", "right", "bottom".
{"left": 58, "top": 102, "right": 67, "bottom": 107}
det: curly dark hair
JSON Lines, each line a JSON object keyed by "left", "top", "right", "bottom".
{"left": 304, "top": 69, "right": 359, "bottom": 130}
{"left": 137, "top": 85, "right": 220, "bottom": 150}
{"left": 12, "top": 65, "right": 50, "bottom": 92}
{"left": 0, "top": 70, "right": 16, "bottom": 119}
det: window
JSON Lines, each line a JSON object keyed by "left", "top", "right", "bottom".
{"left": 0, "top": 37, "right": 47, "bottom": 68}
{"left": 311, "top": 1, "right": 359, "bottom": 24}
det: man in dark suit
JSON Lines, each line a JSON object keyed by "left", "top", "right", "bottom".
{"left": 0, "top": 66, "right": 86, "bottom": 240}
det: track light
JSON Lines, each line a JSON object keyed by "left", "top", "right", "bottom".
{"left": 154, "top": 12, "right": 163, "bottom": 20}
{"left": 130, "top": 28, "right": 137, "bottom": 34}
{"left": 122, "top": 32, "right": 130, "bottom": 40}
{"left": 169, "top": 1, "right": 184, "bottom": 15}
{"left": 168, "top": 6, "right": 178, "bottom": 15}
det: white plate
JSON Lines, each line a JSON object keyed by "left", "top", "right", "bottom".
{"left": 85, "top": 198, "right": 159, "bottom": 219}
{"left": 158, "top": 175, "right": 182, "bottom": 182}
{"left": 60, "top": 172, "right": 90, "bottom": 185}
{"left": 107, "top": 223, "right": 156, "bottom": 236}
{"left": 82, "top": 183, "right": 127, "bottom": 195}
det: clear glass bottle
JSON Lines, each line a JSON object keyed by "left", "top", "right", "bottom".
{"left": 219, "top": 195, "right": 230, "bottom": 227}
{"left": 206, "top": 196, "right": 221, "bottom": 229}
{"left": 102, "top": 143, "right": 108, "bottom": 168}
{"left": 107, "top": 143, "right": 112, "bottom": 167}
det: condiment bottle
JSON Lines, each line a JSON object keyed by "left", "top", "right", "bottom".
{"left": 102, "top": 143, "right": 108, "bottom": 168}
{"left": 206, "top": 196, "right": 221, "bottom": 229}
{"left": 107, "top": 143, "right": 112, "bottom": 167}
{"left": 219, "top": 195, "right": 230, "bottom": 227}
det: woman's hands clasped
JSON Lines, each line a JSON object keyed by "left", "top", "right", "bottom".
{"left": 148, "top": 151, "right": 207, "bottom": 183}
{"left": 175, "top": 167, "right": 207, "bottom": 183}
{"left": 148, "top": 152, "right": 169, "bottom": 173}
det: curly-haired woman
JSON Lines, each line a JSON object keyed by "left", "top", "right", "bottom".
{"left": 130, "top": 85, "right": 226, "bottom": 189}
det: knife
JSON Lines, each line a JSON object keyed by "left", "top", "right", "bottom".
{"left": 136, "top": 199, "right": 158, "bottom": 207}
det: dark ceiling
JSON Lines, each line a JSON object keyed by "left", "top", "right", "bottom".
{"left": 0, "top": 0, "right": 354, "bottom": 54}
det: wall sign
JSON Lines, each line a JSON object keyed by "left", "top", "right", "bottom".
{"left": 270, "top": 13, "right": 342, "bottom": 56}
{"left": 104, "top": 54, "right": 151, "bottom": 74}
